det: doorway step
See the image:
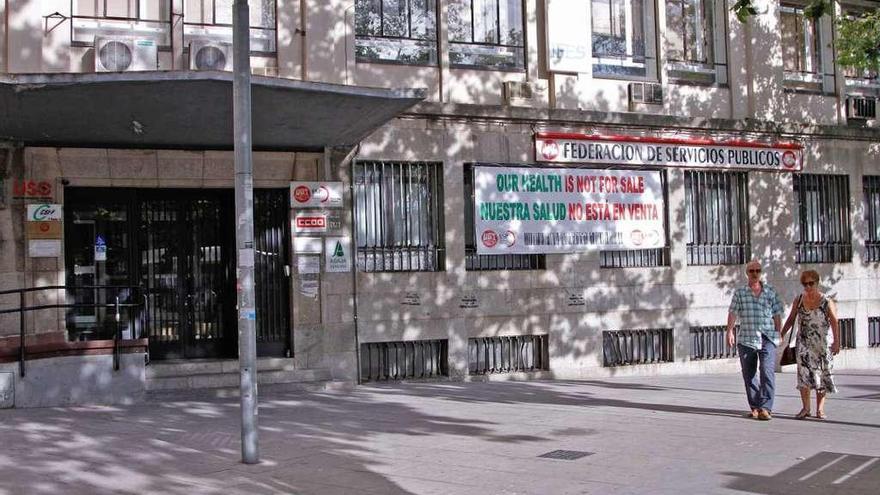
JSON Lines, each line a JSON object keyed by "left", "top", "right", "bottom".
{"left": 146, "top": 358, "right": 344, "bottom": 398}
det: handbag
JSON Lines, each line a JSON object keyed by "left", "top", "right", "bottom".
{"left": 780, "top": 295, "right": 800, "bottom": 367}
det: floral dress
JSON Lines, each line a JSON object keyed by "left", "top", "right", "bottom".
{"left": 796, "top": 295, "right": 837, "bottom": 393}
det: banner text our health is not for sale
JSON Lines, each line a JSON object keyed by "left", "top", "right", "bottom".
{"left": 474, "top": 166, "right": 665, "bottom": 255}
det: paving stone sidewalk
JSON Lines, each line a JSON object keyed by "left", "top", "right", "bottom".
{"left": 1, "top": 370, "right": 878, "bottom": 495}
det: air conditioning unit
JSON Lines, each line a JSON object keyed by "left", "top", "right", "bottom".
{"left": 846, "top": 97, "right": 877, "bottom": 120}
{"left": 94, "top": 36, "right": 158, "bottom": 72}
{"left": 502, "top": 81, "right": 547, "bottom": 106}
{"left": 629, "top": 82, "right": 664, "bottom": 105}
{"left": 189, "top": 41, "right": 233, "bottom": 71}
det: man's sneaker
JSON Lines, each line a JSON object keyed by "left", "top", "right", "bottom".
{"left": 758, "top": 409, "right": 772, "bottom": 421}
{"left": 746, "top": 409, "right": 759, "bottom": 419}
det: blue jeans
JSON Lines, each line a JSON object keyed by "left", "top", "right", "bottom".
{"left": 738, "top": 335, "right": 777, "bottom": 412}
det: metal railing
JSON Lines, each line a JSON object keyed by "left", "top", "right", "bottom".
{"left": 360, "top": 339, "right": 448, "bottom": 382}
{"left": 690, "top": 325, "right": 738, "bottom": 360}
{"left": 0, "top": 285, "right": 145, "bottom": 377}
{"left": 838, "top": 318, "right": 856, "bottom": 350}
{"left": 603, "top": 328, "right": 674, "bottom": 367}
{"left": 468, "top": 334, "right": 549, "bottom": 375}
{"left": 794, "top": 174, "right": 853, "bottom": 264}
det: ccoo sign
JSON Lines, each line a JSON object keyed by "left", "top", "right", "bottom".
{"left": 26, "top": 204, "right": 63, "bottom": 221}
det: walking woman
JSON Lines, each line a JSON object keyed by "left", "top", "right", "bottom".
{"left": 781, "top": 270, "right": 840, "bottom": 419}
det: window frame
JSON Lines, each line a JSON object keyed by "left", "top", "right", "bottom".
{"left": 182, "top": 0, "right": 278, "bottom": 55}
{"left": 684, "top": 170, "right": 751, "bottom": 266}
{"left": 463, "top": 164, "right": 546, "bottom": 271}
{"left": 353, "top": 160, "right": 446, "bottom": 273}
{"left": 354, "top": 0, "right": 439, "bottom": 66}
{"left": 71, "top": 0, "right": 172, "bottom": 47}
{"left": 600, "top": 168, "right": 670, "bottom": 268}
{"left": 780, "top": 4, "right": 823, "bottom": 88}
{"left": 841, "top": 5, "right": 880, "bottom": 96}
{"left": 793, "top": 173, "right": 853, "bottom": 264}
{"left": 863, "top": 175, "right": 880, "bottom": 262}
{"left": 664, "top": 0, "right": 728, "bottom": 85}
{"left": 590, "top": 0, "right": 658, "bottom": 80}
{"left": 447, "top": 0, "right": 527, "bottom": 71}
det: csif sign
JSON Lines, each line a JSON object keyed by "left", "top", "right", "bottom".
{"left": 290, "top": 181, "right": 343, "bottom": 208}
{"left": 26, "top": 204, "right": 63, "bottom": 221}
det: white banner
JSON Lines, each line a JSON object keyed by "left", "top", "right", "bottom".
{"left": 474, "top": 166, "right": 665, "bottom": 254}
{"left": 535, "top": 133, "right": 803, "bottom": 171}
{"left": 546, "top": 0, "right": 591, "bottom": 73}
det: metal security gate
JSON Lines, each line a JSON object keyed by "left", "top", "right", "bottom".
{"left": 254, "top": 190, "right": 291, "bottom": 357}
{"left": 139, "top": 191, "right": 235, "bottom": 359}
{"left": 65, "top": 188, "right": 291, "bottom": 360}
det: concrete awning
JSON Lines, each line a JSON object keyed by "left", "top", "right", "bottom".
{"left": 0, "top": 71, "right": 425, "bottom": 151}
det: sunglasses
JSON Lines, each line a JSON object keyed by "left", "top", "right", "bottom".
{"left": 802, "top": 281, "right": 817, "bottom": 287}
{"left": 747, "top": 269, "right": 762, "bottom": 274}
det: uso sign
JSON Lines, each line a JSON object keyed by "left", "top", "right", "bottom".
{"left": 535, "top": 132, "right": 803, "bottom": 172}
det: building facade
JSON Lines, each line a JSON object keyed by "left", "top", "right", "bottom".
{"left": 1, "top": 0, "right": 879, "bottom": 406}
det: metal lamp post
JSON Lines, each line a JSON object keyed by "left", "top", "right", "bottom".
{"left": 232, "top": 0, "right": 259, "bottom": 464}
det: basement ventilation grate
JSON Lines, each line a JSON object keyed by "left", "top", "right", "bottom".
{"left": 538, "top": 450, "right": 594, "bottom": 461}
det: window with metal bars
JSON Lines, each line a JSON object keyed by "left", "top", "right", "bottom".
{"left": 354, "top": 161, "right": 445, "bottom": 272}
{"left": 603, "top": 328, "right": 674, "bottom": 366}
{"left": 601, "top": 170, "right": 670, "bottom": 268}
{"left": 869, "top": 316, "right": 880, "bottom": 347}
{"left": 690, "top": 325, "right": 737, "bottom": 360}
{"left": 468, "top": 335, "right": 549, "bottom": 374}
{"left": 354, "top": 0, "right": 438, "bottom": 65}
{"left": 361, "top": 339, "right": 448, "bottom": 381}
{"left": 794, "top": 174, "right": 852, "bottom": 264}
{"left": 685, "top": 170, "right": 751, "bottom": 265}
{"left": 838, "top": 318, "right": 856, "bottom": 349}
{"left": 463, "top": 165, "right": 545, "bottom": 271}
{"left": 864, "top": 176, "right": 880, "bottom": 262}
{"left": 448, "top": 0, "right": 525, "bottom": 69}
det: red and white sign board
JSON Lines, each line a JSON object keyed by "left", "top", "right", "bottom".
{"left": 293, "top": 213, "right": 328, "bottom": 233}
{"left": 535, "top": 132, "right": 803, "bottom": 172}
{"left": 290, "top": 181, "right": 343, "bottom": 208}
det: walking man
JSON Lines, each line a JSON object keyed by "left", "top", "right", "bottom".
{"left": 727, "top": 259, "right": 785, "bottom": 420}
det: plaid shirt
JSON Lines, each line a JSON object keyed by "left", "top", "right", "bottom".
{"left": 729, "top": 283, "right": 784, "bottom": 349}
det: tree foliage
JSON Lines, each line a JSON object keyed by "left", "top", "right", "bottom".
{"left": 731, "top": 0, "right": 880, "bottom": 73}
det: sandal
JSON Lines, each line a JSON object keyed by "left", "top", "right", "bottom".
{"left": 795, "top": 409, "right": 811, "bottom": 420}
{"left": 815, "top": 411, "right": 826, "bottom": 420}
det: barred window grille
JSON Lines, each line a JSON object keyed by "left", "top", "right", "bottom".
{"left": 468, "top": 335, "right": 549, "bottom": 375}
{"left": 864, "top": 176, "right": 880, "bottom": 262}
{"left": 354, "top": 161, "right": 445, "bottom": 272}
{"left": 685, "top": 171, "right": 751, "bottom": 265}
{"left": 601, "top": 170, "right": 670, "bottom": 268}
{"left": 361, "top": 339, "right": 448, "bottom": 381}
{"left": 838, "top": 318, "right": 856, "bottom": 349}
{"left": 869, "top": 317, "right": 880, "bottom": 347}
{"left": 603, "top": 329, "right": 674, "bottom": 367}
{"left": 794, "top": 174, "right": 852, "bottom": 264}
{"left": 464, "top": 165, "right": 545, "bottom": 271}
{"left": 690, "top": 325, "right": 738, "bottom": 360}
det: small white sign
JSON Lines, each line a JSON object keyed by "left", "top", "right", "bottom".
{"left": 238, "top": 248, "right": 255, "bottom": 268}
{"left": 26, "top": 204, "right": 63, "bottom": 221}
{"left": 297, "top": 256, "right": 321, "bottom": 274}
{"left": 290, "top": 182, "right": 344, "bottom": 208}
{"left": 28, "top": 239, "right": 62, "bottom": 257}
{"left": 324, "top": 237, "right": 352, "bottom": 273}
{"left": 293, "top": 237, "right": 323, "bottom": 254}
{"left": 95, "top": 235, "right": 107, "bottom": 261}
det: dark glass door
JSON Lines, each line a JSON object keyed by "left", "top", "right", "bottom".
{"left": 139, "top": 191, "right": 234, "bottom": 359}
{"left": 65, "top": 188, "right": 291, "bottom": 360}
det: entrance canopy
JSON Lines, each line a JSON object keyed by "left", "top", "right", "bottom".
{"left": 0, "top": 72, "right": 425, "bottom": 151}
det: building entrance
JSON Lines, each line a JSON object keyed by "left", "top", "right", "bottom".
{"left": 64, "top": 188, "right": 291, "bottom": 360}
